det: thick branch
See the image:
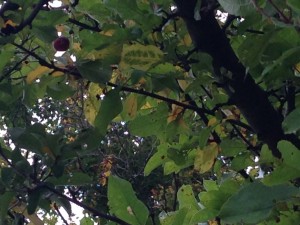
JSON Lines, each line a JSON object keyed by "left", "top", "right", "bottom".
{"left": 173, "top": 0, "right": 300, "bottom": 156}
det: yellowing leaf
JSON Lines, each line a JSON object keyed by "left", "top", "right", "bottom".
{"left": 208, "top": 117, "right": 217, "bottom": 127}
{"left": 101, "top": 29, "right": 115, "bottom": 36}
{"left": 26, "top": 66, "right": 51, "bottom": 84}
{"left": 141, "top": 101, "right": 153, "bottom": 109}
{"left": 123, "top": 94, "right": 138, "bottom": 119}
{"left": 72, "top": 42, "right": 81, "bottom": 51}
{"left": 84, "top": 83, "right": 102, "bottom": 125}
{"left": 194, "top": 143, "right": 219, "bottom": 173}
{"left": 182, "top": 34, "right": 192, "bottom": 46}
{"left": 120, "top": 44, "right": 163, "bottom": 71}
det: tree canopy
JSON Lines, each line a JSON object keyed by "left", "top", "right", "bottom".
{"left": 0, "top": 0, "right": 300, "bottom": 224}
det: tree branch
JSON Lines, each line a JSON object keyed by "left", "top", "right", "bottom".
{"left": 173, "top": 0, "right": 300, "bottom": 157}
{"left": 4, "top": 0, "right": 50, "bottom": 35}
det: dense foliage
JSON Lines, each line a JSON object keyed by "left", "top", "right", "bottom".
{"left": 0, "top": 0, "right": 300, "bottom": 224}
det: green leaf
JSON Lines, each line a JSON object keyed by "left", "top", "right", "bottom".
{"left": 231, "top": 152, "right": 253, "bottom": 171}
{"left": 282, "top": 108, "right": 300, "bottom": 133}
{"left": 203, "top": 180, "right": 218, "bottom": 191}
{"left": 177, "top": 185, "right": 199, "bottom": 210}
{"left": 0, "top": 50, "right": 14, "bottom": 73}
{"left": 94, "top": 89, "right": 123, "bottom": 134}
{"left": 190, "top": 209, "right": 219, "bottom": 224}
{"left": 218, "top": 182, "right": 299, "bottom": 224}
{"left": 263, "top": 141, "right": 300, "bottom": 185}
{"left": 80, "top": 217, "right": 94, "bottom": 225}
{"left": 103, "top": 0, "right": 143, "bottom": 20}
{"left": 77, "top": 60, "right": 112, "bottom": 84}
{"left": 218, "top": 0, "right": 255, "bottom": 16}
{"left": 0, "top": 192, "right": 15, "bottom": 222}
{"left": 108, "top": 176, "right": 149, "bottom": 225}
{"left": 220, "top": 139, "right": 247, "bottom": 157}
{"left": 27, "top": 187, "right": 45, "bottom": 215}
{"left": 144, "top": 143, "right": 169, "bottom": 176}
{"left": 287, "top": 0, "right": 300, "bottom": 14}
{"left": 128, "top": 103, "right": 168, "bottom": 137}
{"left": 47, "top": 82, "right": 75, "bottom": 100}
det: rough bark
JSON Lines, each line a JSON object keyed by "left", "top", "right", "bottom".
{"left": 174, "top": 0, "right": 298, "bottom": 157}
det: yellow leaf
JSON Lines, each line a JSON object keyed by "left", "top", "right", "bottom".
{"left": 26, "top": 66, "right": 51, "bottom": 84}
{"left": 51, "top": 71, "right": 65, "bottom": 77}
{"left": 123, "top": 94, "right": 138, "bottom": 119}
{"left": 103, "top": 171, "right": 111, "bottom": 177}
{"left": 208, "top": 117, "right": 217, "bottom": 127}
{"left": 194, "top": 143, "right": 219, "bottom": 173}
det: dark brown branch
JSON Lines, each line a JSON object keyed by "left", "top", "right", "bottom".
{"left": 174, "top": 0, "right": 295, "bottom": 157}
{"left": 107, "top": 82, "right": 212, "bottom": 115}
{"left": 9, "top": 0, "right": 49, "bottom": 35}
{"left": 68, "top": 18, "right": 102, "bottom": 32}
{"left": 54, "top": 204, "right": 69, "bottom": 225}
